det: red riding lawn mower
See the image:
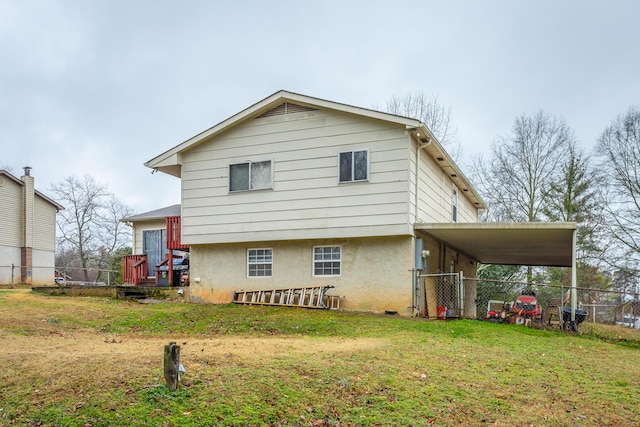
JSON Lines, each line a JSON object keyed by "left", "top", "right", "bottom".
{"left": 486, "top": 290, "right": 543, "bottom": 325}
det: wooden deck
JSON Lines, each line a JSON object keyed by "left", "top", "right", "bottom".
{"left": 123, "top": 215, "right": 190, "bottom": 286}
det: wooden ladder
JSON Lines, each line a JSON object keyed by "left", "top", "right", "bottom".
{"left": 232, "top": 285, "right": 339, "bottom": 309}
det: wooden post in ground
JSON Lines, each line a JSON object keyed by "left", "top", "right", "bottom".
{"left": 164, "top": 342, "right": 180, "bottom": 391}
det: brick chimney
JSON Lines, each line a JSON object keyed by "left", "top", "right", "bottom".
{"left": 21, "top": 166, "right": 34, "bottom": 283}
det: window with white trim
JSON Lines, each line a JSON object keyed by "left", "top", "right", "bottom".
{"left": 247, "top": 248, "right": 273, "bottom": 277}
{"left": 313, "top": 246, "right": 341, "bottom": 276}
{"left": 339, "top": 150, "right": 368, "bottom": 182}
{"left": 452, "top": 185, "right": 458, "bottom": 222}
{"left": 230, "top": 160, "right": 272, "bottom": 192}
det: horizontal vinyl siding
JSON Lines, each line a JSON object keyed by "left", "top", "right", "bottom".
{"left": 410, "top": 143, "right": 479, "bottom": 224}
{"left": 185, "top": 223, "right": 414, "bottom": 245}
{"left": 0, "top": 179, "right": 23, "bottom": 247}
{"left": 190, "top": 189, "right": 407, "bottom": 212}
{"left": 33, "top": 196, "right": 57, "bottom": 251}
{"left": 457, "top": 190, "right": 478, "bottom": 222}
{"left": 180, "top": 109, "right": 412, "bottom": 243}
{"left": 184, "top": 204, "right": 408, "bottom": 232}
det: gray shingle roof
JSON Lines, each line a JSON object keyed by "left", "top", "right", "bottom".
{"left": 121, "top": 204, "right": 181, "bottom": 222}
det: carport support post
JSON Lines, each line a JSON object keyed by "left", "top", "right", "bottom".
{"left": 458, "top": 271, "right": 465, "bottom": 318}
{"left": 570, "top": 229, "right": 577, "bottom": 331}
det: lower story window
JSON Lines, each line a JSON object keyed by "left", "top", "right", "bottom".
{"left": 313, "top": 246, "right": 341, "bottom": 276}
{"left": 248, "top": 248, "right": 272, "bottom": 277}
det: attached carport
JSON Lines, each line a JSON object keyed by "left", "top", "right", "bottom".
{"left": 414, "top": 222, "right": 580, "bottom": 322}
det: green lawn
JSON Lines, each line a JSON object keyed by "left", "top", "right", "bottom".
{"left": 1, "top": 289, "right": 639, "bottom": 426}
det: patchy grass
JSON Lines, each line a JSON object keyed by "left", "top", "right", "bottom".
{"left": 579, "top": 322, "right": 640, "bottom": 349}
{"left": 0, "top": 290, "right": 639, "bottom": 426}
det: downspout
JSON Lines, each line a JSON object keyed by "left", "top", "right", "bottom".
{"left": 414, "top": 132, "right": 432, "bottom": 222}
{"left": 411, "top": 129, "right": 431, "bottom": 317}
{"left": 570, "top": 228, "right": 578, "bottom": 331}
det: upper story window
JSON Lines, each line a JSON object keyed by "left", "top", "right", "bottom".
{"left": 452, "top": 185, "right": 458, "bottom": 222}
{"left": 247, "top": 248, "right": 273, "bottom": 277}
{"left": 313, "top": 246, "right": 341, "bottom": 276}
{"left": 339, "top": 150, "right": 368, "bottom": 183}
{"left": 229, "top": 160, "right": 272, "bottom": 192}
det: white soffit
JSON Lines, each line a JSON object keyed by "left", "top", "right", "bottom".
{"left": 415, "top": 222, "right": 577, "bottom": 267}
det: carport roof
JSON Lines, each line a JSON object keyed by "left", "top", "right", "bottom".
{"left": 415, "top": 222, "right": 577, "bottom": 267}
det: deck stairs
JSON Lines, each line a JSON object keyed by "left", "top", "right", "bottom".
{"left": 232, "top": 285, "right": 340, "bottom": 309}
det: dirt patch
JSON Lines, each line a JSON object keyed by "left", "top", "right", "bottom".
{"left": 3, "top": 332, "right": 383, "bottom": 361}
{"left": 2, "top": 330, "right": 384, "bottom": 399}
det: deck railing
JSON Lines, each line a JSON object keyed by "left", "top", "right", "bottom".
{"left": 122, "top": 255, "right": 148, "bottom": 285}
{"left": 122, "top": 215, "right": 187, "bottom": 286}
{"left": 166, "top": 216, "right": 189, "bottom": 251}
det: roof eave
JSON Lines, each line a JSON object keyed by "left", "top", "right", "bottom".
{"left": 410, "top": 124, "right": 487, "bottom": 210}
{"left": 35, "top": 190, "right": 65, "bottom": 211}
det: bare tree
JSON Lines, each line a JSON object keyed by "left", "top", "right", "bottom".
{"left": 382, "top": 92, "right": 462, "bottom": 161}
{"left": 472, "top": 111, "right": 574, "bottom": 223}
{"left": 598, "top": 106, "right": 640, "bottom": 271}
{"left": 96, "top": 194, "right": 135, "bottom": 255}
{"left": 51, "top": 175, "right": 132, "bottom": 282}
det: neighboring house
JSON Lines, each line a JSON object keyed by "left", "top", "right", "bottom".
{"left": 144, "top": 90, "right": 577, "bottom": 317}
{"left": 0, "top": 167, "right": 64, "bottom": 285}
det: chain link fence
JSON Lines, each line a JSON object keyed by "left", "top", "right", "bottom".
{"left": 417, "top": 273, "right": 462, "bottom": 319}
{"left": 0, "top": 264, "right": 56, "bottom": 286}
{"left": 470, "top": 277, "right": 640, "bottom": 329}
{"left": 0, "top": 265, "right": 120, "bottom": 286}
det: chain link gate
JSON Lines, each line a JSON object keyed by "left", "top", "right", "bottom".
{"left": 416, "top": 273, "right": 463, "bottom": 319}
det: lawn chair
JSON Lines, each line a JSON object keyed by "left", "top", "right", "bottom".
{"left": 545, "top": 298, "right": 562, "bottom": 326}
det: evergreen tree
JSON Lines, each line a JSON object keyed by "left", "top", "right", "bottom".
{"left": 543, "top": 143, "right": 602, "bottom": 261}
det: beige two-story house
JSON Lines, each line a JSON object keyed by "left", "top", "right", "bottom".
{"left": 0, "top": 168, "right": 64, "bottom": 285}
{"left": 144, "top": 91, "right": 498, "bottom": 316}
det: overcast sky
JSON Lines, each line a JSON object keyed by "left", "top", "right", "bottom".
{"left": 1, "top": 0, "right": 639, "bottom": 213}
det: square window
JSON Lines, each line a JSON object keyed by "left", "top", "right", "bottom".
{"left": 339, "top": 150, "right": 368, "bottom": 182}
{"left": 230, "top": 160, "right": 272, "bottom": 192}
{"left": 248, "top": 248, "right": 273, "bottom": 277}
{"left": 313, "top": 246, "right": 341, "bottom": 276}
